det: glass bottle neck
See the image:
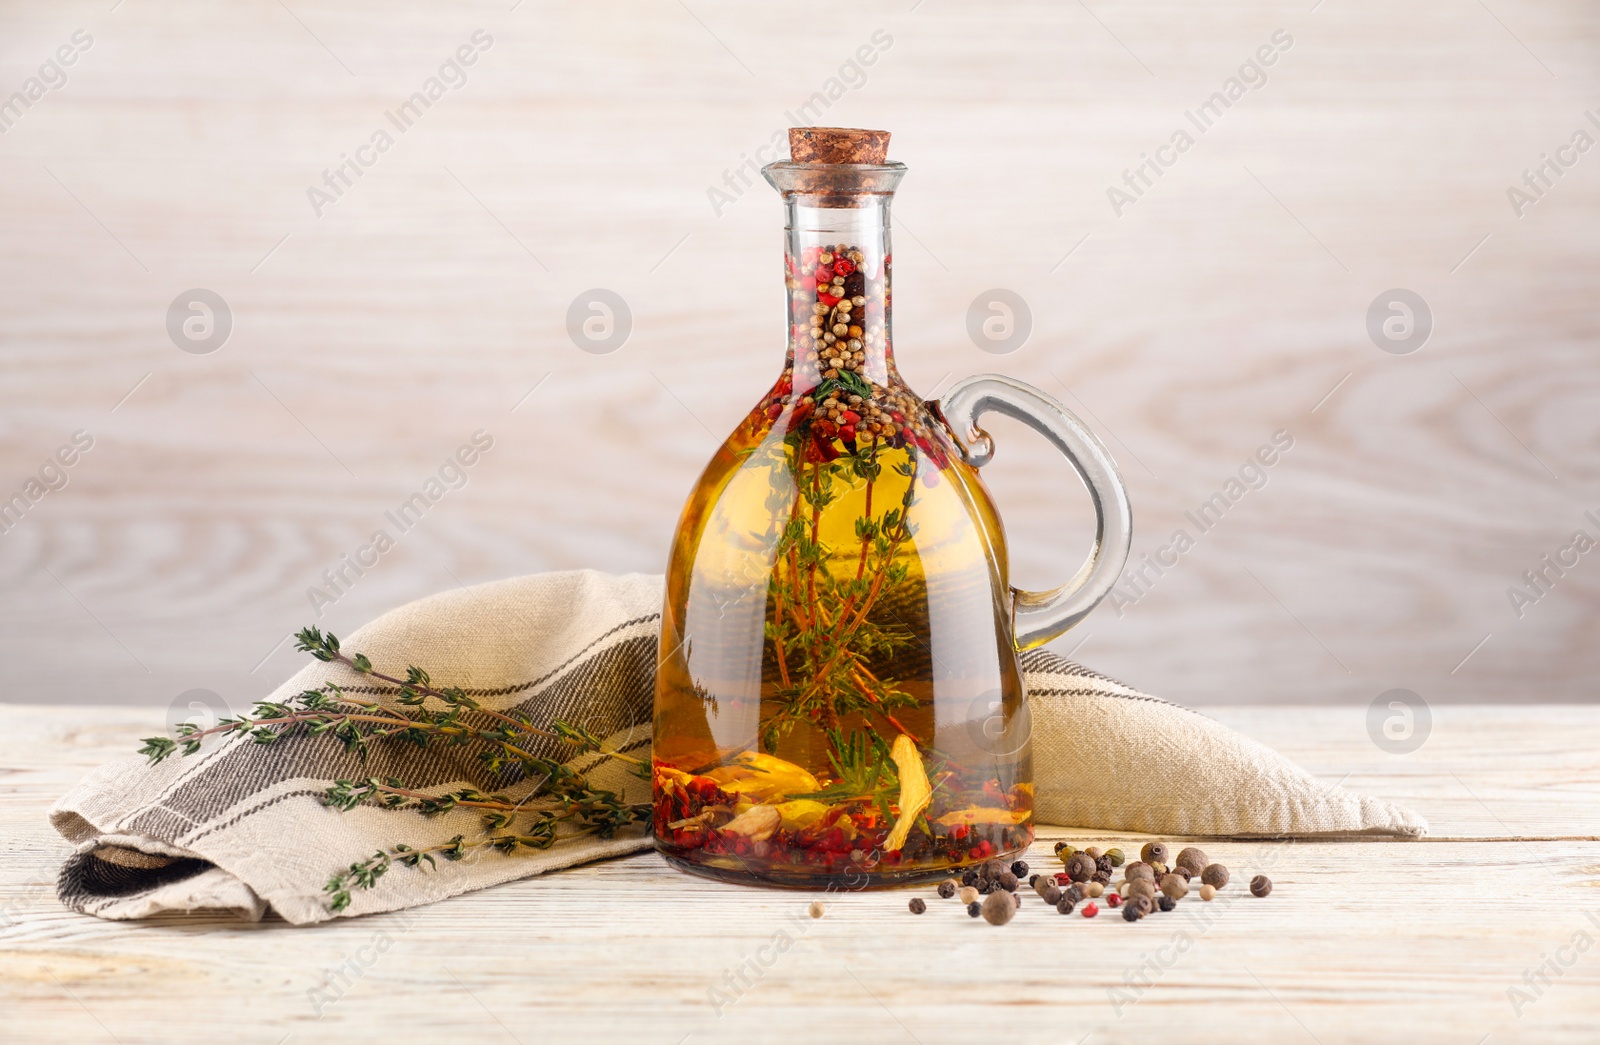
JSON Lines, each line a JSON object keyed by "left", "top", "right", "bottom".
{"left": 782, "top": 196, "right": 894, "bottom": 394}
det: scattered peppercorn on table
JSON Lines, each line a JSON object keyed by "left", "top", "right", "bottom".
{"left": 4, "top": 704, "right": 1598, "bottom": 1044}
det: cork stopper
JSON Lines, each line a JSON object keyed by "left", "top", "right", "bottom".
{"left": 788, "top": 127, "right": 891, "bottom": 165}
{"left": 765, "top": 128, "right": 903, "bottom": 205}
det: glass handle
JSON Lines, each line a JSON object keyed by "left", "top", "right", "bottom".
{"left": 938, "top": 374, "right": 1132, "bottom": 650}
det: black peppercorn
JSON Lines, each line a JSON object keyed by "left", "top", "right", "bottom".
{"left": 1056, "top": 897, "right": 1075, "bottom": 915}
{"left": 977, "top": 878, "right": 993, "bottom": 895}
{"left": 1157, "top": 896, "right": 1175, "bottom": 912}
{"left": 1141, "top": 841, "right": 1169, "bottom": 865}
{"left": 1064, "top": 884, "right": 1085, "bottom": 903}
{"left": 1011, "top": 860, "right": 1029, "bottom": 877}
{"left": 1250, "top": 875, "right": 1273, "bottom": 897}
{"left": 967, "top": 901, "right": 982, "bottom": 917}
{"left": 961, "top": 869, "right": 979, "bottom": 887}
{"left": 1053, "top": 841, "right": 1069, "bottom": 855}
{"left": 1028, "top": 874, "right": 1039, "bottom": 889}
{"left": 1092, "top": 870, "right": 1112, "bottom": 885}
{"left": 996, "top": 870, "right": 1019, "bottom": 892}
{"left": 908, "top": 897, "right": 926, "bottom": 914}
{"left": 1096, "top": 855, "right": 1113, "bottom": 875}
{"left": 1122, "top": 904, "right": 1142, "bottom": 922}
{"left": 1066, "top": 852, "right": 1096, "bottom": 882}
{"left": 937, "top": 880, "right": 957, "bottom": 899}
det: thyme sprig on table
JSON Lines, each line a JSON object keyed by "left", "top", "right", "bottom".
{"left": 136, "top": 626, "right": 649, "bottom": 911}
{"left": 319, "top": 777, "right": 645, "bottom": 911}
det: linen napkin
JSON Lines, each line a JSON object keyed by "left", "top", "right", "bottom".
{"left": 50, "top": 570, "right": 1425, "bottom": 925}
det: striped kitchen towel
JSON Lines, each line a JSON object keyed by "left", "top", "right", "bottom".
{"left": 49, "top": 570, "right": 1425, "bottom": 925}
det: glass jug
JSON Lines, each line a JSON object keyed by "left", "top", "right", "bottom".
{"left": 652, "top": 127, "right": 1131, "bottom": 887}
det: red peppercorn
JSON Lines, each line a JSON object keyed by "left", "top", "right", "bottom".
{"left": 818, "top": 292, "right": 841, "bottom": 307}
{"left": 1081, "top": 902, "right": 1099, "bottom": 918}
{"left": 833, "top": 258, "right": 855, "bottom": 276}
{"left": 1107, "top": 893, "right": 1122, "bottom": 908}
{"left": 841, "top": 410, "right": 860, "bottom": 425}
{"left": 951, "top": 825, "right": 968, "bottom": 841}
{"left": 808, "top": 436, "right": 841, "bottom": 462}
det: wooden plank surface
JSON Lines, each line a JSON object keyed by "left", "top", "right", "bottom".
{"left": 4, "top": 705, "right": 1599, "bottom": 1043}
{"left": 1, "top": 1, "right": 1598, "bottom": 714}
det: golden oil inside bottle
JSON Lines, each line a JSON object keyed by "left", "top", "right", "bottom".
{"left": 653, "top": 368, "right": 1034, "bottom": 887}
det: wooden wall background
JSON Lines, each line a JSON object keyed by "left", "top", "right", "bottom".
{"left": 1, "top": 0, "right": 1596, "bottom": 709}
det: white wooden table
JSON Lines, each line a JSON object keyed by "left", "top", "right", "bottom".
{"left": 4, "top": 705, "right": 1598, "bottom": 1044}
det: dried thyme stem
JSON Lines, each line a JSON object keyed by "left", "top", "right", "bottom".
{"left": 848, "top": 668, "right": 919, "bottom": 741}
{"left": 135, "top": 625, "right": 651, "bottom": 911}
{"left": 756, "top": 435, "right": 920, "bottom": 755}
{"left": 300, "top": 627, "right": 644, "bottom": 767}
{"left": 852, "top": 438, "right": 879, "bottom": 583}
{"left": 297, "top": 628, "right": 644, "bottom": 764}
{"left": 322, "top": 652, "right": 534, "bottom": 735}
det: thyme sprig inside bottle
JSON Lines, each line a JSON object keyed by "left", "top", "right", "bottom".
{"left": 652, "top": 128, "right": 1035, "bottom": 887}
